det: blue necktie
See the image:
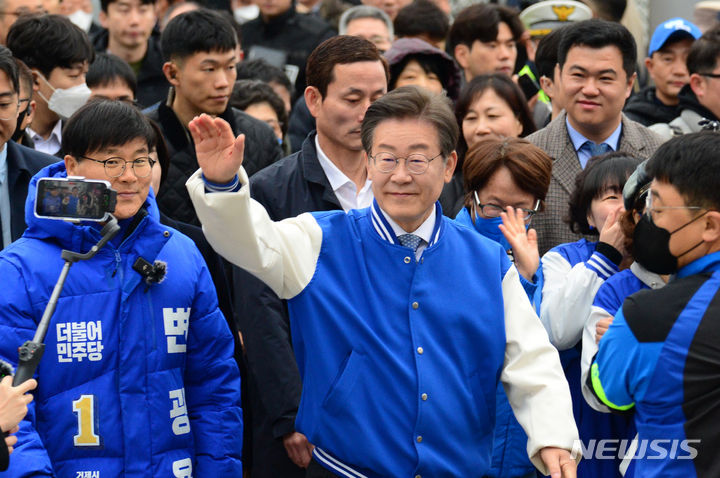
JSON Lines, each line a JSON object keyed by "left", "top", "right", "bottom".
{"left": 397, "top": 233, "right": 423, "bottom": 252}
{"left": 585, "top": 141, "right": 612, "bottom": 158}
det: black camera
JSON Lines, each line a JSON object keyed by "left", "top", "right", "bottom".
{"left": 35, "top": 177, "right": 117, "bottom": 222}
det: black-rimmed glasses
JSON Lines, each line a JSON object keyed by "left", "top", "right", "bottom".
{"left": 80, "top": 156, "right": 156, "bottom": 178}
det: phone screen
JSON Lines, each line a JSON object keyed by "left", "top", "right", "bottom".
{"left": 35, "top": 178, "right": 111, "bottom": 221}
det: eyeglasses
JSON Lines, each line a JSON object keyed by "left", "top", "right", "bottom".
{"left": 80, "top": 156, "right": 156, "bottom": 178}
{"left": 370, "top": 151, "right": 443, "bottom": 175}
{"left": 644, "top": 193, "right": 705, "bottom": 222}
{"left": 474, "top": 191, "right": 540, "bottom": 221}
{"left": 700, "top": 72, "right": 720, "bottom": 79}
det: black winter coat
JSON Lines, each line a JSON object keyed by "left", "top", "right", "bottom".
{"left": 624, "top": 86, "right": 681, "bottom": 127}
{"left": 241, "top": 9, "right": 335, "bottom": 99}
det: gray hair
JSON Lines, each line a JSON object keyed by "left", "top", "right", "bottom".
{"left": 338, "top": 5, "right": 395, "bottom": 40}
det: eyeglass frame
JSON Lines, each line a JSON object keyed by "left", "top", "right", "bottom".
{"left": 369, "top": 151, "right": 444, "bottom": 175}
{"left": 79, "top": 155, "right": 157, "bottom": 178}
{"left": 0, "top": 95, "right": 20, "bottom": 121}
{"left": 644, "top": 192, "right": 706, "bottom": 223}
{"left": 0, "top": 7, "right": 47, "bottom": 16}
{"left": 473, "top": 191, "right": 540, "bottom": 221}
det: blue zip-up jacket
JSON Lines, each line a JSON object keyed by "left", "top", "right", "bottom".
{"left": 455, "top": 206, "right": 536, "bottom": 478}
{"left": 592, "top": 251, "right": 720, "bottom": 477}
{"left": 0, "top": 162, "right": 242, "bottom": 477}
{"left": 536, "top": 239, "right": 630, "bottom": 478}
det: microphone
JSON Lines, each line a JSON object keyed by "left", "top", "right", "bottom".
{"left": 133, "top": 257, "right": 167, "bottom": 287}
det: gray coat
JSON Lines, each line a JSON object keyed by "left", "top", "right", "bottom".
{"left": 527, "top": 112, "right": 664, "bottom": 255}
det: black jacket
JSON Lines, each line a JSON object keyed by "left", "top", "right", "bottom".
{"left": 624, "top": 86, "right": 681, "bottom": 127}
{"left": 236, "top": 132, "right": 341, "bottom": 478}
{"left": 90, "top": 29, "right": 169, "bottom": 109}
{"left": 5, "top": 141, "right": 58, "bottom": 248}
{"left": 241, "top": 9, "right": 335, "bottom": 99}
{"left": 145, "top": 96, "right": 282, "bottom": 225}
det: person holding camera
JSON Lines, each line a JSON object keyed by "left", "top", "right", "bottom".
{"left": 0, "top": 375, "right": 37, "bottom": 471}
{"left": 0, "top": 99, "right": 242, "bottom": 477}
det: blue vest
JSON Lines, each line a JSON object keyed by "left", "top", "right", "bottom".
{"left": 288, "top": 204, "right": 510, "bottom": 477}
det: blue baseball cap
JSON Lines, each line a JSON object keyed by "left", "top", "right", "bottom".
{"left": 648, "top": 18, "right": 702, "bottom": 57}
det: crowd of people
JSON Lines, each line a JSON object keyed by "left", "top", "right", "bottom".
{"left": 0, "top": 0, "right": 720, "bottom": 477}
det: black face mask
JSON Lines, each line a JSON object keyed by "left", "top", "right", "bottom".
{"left": 11, "top": 107, "right": 28, "bottom": 143}
{"left": 633, "top": 212, "right": 707, "bottom": 274}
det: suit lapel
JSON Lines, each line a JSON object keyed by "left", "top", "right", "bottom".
{"left": 551, "top": 116, "right": 582, "bottom": 195}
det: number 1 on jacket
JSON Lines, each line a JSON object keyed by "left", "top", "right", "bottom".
{"left": 73, "top": 395, "right": 100, "bottom": 446}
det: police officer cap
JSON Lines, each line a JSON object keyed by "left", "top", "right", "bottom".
{"left": 519, "top": 0, "right": 593, "bottom": 38}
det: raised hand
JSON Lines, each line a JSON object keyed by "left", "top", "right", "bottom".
{"left": 595, "top": 316, "right": 614, "bottom": 343}
{"left": 0, "top": 376, "right": 36, "bottom": 433}
{"left": 499, "top": 206, "right": 540, "bottom": 281}
{"left": 188, "top": 114, "right": 245, "bottom": 184}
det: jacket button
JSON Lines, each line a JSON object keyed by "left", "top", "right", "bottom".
{"left": 412, "top": 302, "right": 419, "bottom": 309}
{"left": 417, "top": 347, "right": 423, "bottom": 355}
{"left": 416, "top": 436, "right": 423, "bottom": 443}
{"left": 163, "top": 230, "right": 170, "bottom": 237}
{"left": 421, "top": 393, "right": 428, "bottom": 401}
{"left": 404, "top": 256, "right": 411, "bottom": 264}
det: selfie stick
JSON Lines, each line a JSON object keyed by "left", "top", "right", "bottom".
{"left": 12, "top": 216, "right": 121, "bottom": 386}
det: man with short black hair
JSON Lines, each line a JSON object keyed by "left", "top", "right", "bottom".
{"left": 86, "top": 52, "right": 137, "bottom": 101}
{"left": 7, "top": 14, "right": 94, "bottom": 156}
{"left": 0, "top": 98, "right": 243, "bottom": 476}
{"left": 591, "top": 131, "right": 720, "bottom": 476}
{"left": 527, "top": 19, "right": 663, "bottom": 254}
{"left": 625, "top": 18, "right": 701, "bottom": 127}
{"left": 393, "top": 0, "right": 448, "bottom": 51}
{"left": 146, "top": 8, "right": 281, "bottom": 226}
{"left": 188, "top": 85, "right": 580, "bottom": 478}
{"left": 449, "top": 3, "right": 524, "bottom": 81}
{"left": 91, "top": 0, "right": 167, "bottom": 108}
{"left": 0, "top": 45, "right": 55, "bottom": 251}
{"left": 650, "top": 25, "right": 720, "bottom": 139}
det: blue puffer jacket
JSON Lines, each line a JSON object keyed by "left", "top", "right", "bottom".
{"left": 0, "top": 162, "right": 242, "bottom": 477}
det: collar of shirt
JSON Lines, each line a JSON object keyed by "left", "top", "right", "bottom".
{"left": 566, "top": 116, "right": 622, "bottom": 152}
{"left": 315, "top": 135, "right": 373, "bottom": 212}
{"left": 0, "top": 142, "right": 7, "bottom": 181}
{"left": 27, "top": 120, "right": 63, "bottom": 156}
{"left": 370, "top": 199, "right": 442, "bottom": 260}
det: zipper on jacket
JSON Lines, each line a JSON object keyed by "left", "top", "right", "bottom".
{"left": 112, "top": 250, "right": 122, "bottom": 279}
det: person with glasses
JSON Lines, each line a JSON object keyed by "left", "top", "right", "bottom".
{"left": 650, "top": 25, "right": 720, "bottom": 140}
{"left": 590, "top": 132, "right": 720, "bottom": 476}
{"left": 188, "top": 86, "right": 579, "bottom": 477}
{"left": 0, "top": 0, "right": 44, "bottom": 44}
{"left": 536, "top": 152, "right": 639, "bottom": 477}
{"left": 0, "top": 46, "right": 56, "bottom": 252}
{"left": 0, "top": 98, "right": 243, "bottom": 476}
{"left": 454, "top": 136, "right": 551, "bottom": 478}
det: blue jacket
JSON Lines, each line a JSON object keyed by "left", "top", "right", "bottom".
{"left": 0, "top": 162, "right": 242, "bottom": 477}
{"left": 592, "top": 251, "right": 720, "bottom": 477}
{"left": 537, "top": 240, "right": 630, "bottom": 478}
{"left": 454, "top": 206, "right": 535, "bottom": 478}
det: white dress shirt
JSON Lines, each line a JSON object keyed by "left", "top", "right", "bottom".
{"left": 315, "top": 136, "right": 373, "bottom": 212}
{"left": 27, "top": 120, "right": 63, "bottom": 156}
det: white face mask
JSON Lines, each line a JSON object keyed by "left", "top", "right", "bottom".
{"left": 234, "top": 4, "right": 259, "bottom": 23}
{"left": 67, "top": 10, "right": 94, "bottom": 32}
{"left": 38, "top": 74, "right": 92, "bottom": 120}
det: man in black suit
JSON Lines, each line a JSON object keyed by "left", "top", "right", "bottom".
{"left": 0, "top": 46, "right": 57, "bottom": 250}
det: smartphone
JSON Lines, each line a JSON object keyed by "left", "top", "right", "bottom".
{"left": 518, "top": 74, "right": 540, "bottom": 101}
{"left": 35, "top": 177, "right": 117, "bottom": 222}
